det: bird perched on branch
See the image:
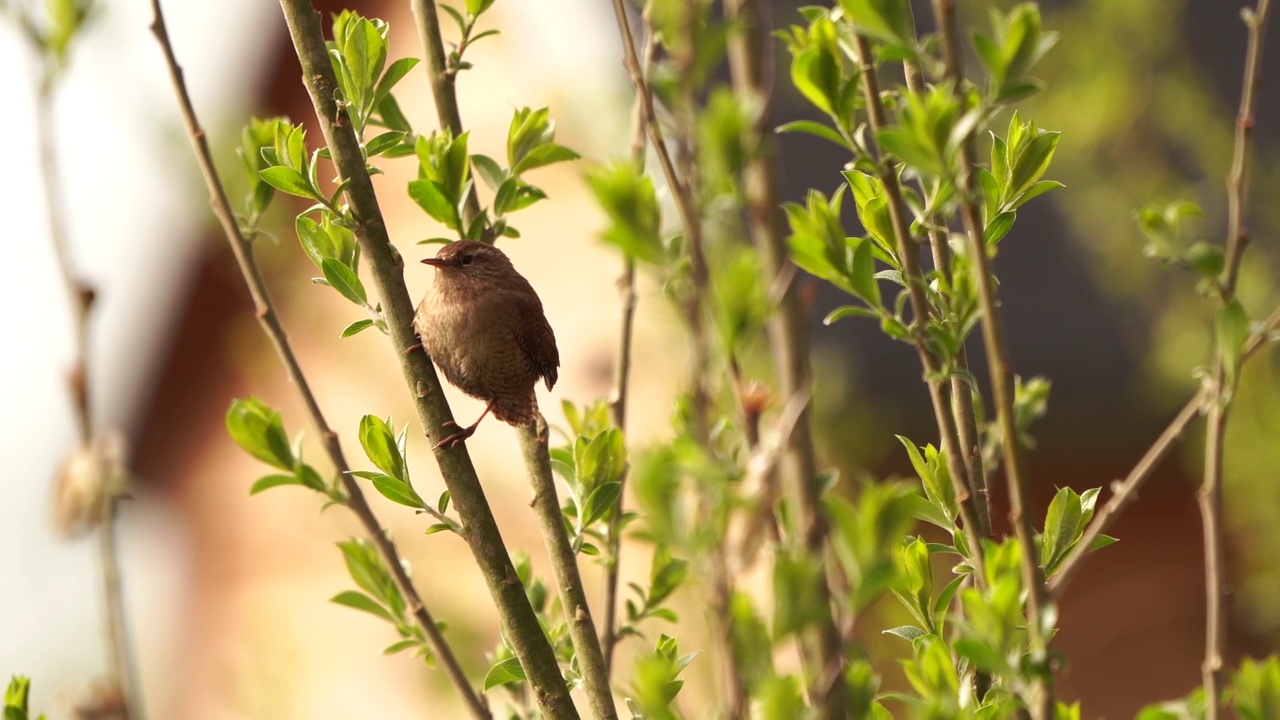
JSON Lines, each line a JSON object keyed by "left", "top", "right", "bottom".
{"left": 414, "top": 240, "right": 559, "bottom": 448}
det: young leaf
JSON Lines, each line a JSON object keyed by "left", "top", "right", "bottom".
{"left": 321, "top": 258, "right": 368, "bottom": 306}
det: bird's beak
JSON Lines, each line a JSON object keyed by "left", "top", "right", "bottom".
{"left": 421, "top": 257, "right": 447, "bottom": 267}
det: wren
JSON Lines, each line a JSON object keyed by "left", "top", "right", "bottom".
{"left": 414, "top": 240, "right": 560, "bottom": 448}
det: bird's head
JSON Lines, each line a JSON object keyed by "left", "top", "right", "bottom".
{"left": 420, "top": 240, "right": 516, "bottom": 288}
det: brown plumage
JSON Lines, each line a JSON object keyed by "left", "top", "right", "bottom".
{"left": 414, "top": 240, "right": 559, "bottom": 447}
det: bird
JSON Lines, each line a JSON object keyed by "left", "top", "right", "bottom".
{"left": 413, "top": 240, "right": 559, "bottom": 449}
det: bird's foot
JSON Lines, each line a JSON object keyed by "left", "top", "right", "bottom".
{"left": 433, "top": 420, "right": 478, "bottom": 450}
{"left": 401, "top": 341, "right": 424, "bottom": 358}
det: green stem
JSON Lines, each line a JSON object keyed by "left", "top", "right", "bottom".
{"left": 275, "top": 3, "right": 577, "bottom": 716}
{"left": 520, "top": 418, "right": 618, "bottom": 720}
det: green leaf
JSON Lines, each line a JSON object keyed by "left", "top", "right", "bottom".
{"left": 330, "top": 590, "right": 394, "bottom": 622}
{"left": 408, "top": 179, "right": 461, "bottom": 230}
{"left": 226, "top": 398, "right": 294, "bottom": 470}
{"left": 259, "top": 166, "right": 315, "bottom": 198}
{"left": 1042, "top": 487, "right": 1083, "bottom": 573}
{"left": 849, "top": 237, "right": 880, "bottom": 306}
{"left": 985, "top": 210, "right": 1016, "bottom": 245}
{"left": 383, "top": 639, "right": 420, "bottom": 655}
{"left": 321, "top": 258, "right": 368, "bottom": 306}
{"left": 1185, "top": 241, "right": 1225, "bottom": 278}
{"left": 776, "top": 120, "right": 849, "bottom": 149}
{"left": 1217, "top": 299, "right": 1249, "bottom": 382}
{"left": 511, "top": 143, "right": 580, "bottom": 176}
{"left": 249, "top": 474, "right": 303, "bottom": 495}
{"left": 358, "top": 415, "right": 404, "bottom": 480}
{"left": 824, "top": 305, "right": 880, "bottom": 325}
{"left": 953, "top": 638, "right": 1007, "bottom": 673}
{"left": 883, "top": 625, "right": 927, "bottom": 641}
{"left": 1008, "top": 131, "right": 1060, "bottom": 200}
{"left": 372, "top": 475, "right": 428, "bottom": 509}
{"left": 341, "top": 319, "right": 375, "bottom": 337}
{"left": 483, "top": 657, "right": 526, "bottom": 690}
{"left": 364, "top": 130, "right": 406, "bottom": 158}
{"left": 838, "top": 0, "right": 913, "bottom": 47}
{"left": 371, "top": 57, "right": 419, "bottom": 110}
{"left": 471, "top": 153, "right": 506, "bottom": 192}
{"left": 582, "top": 482, "right": 623, "bottom": 528}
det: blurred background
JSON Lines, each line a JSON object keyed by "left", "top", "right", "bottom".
{"left": 1, "top": 0, "right": 1277, "bottom": 717}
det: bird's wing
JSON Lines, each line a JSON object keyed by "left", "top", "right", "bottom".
{"left": 515, "top": 293, "right": 560, "bottom": 391}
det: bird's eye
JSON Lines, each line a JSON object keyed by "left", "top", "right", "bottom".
{"left": 461, "top": 254, "right": 474, "bottom": 266}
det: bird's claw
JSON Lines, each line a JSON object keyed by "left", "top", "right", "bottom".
{"left": 433, "top": 420, "right": 476, "bottom": 450}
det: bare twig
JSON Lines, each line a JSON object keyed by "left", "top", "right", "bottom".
{"left": 725, "top": 0, "right": 846, "bottom": 712}
{"left": 149, "top": 2, "right": 495, "bottom": 717}
{"left": 849, "top": 33, "right": 987, "bottom": 585}
{"left": 601, "top": 28, "right": 654, "bottom": 673}
{"left": 1200, "top": 2, "right": 1270, "bottom": 714}
{"left": 274, "top": 3, "right": 578, "bottom": 716}
{"left": 26, "top": 21, "right": 140, "bottom": 719}
{"left": 409, "top": 0, "right": 484, "bottom": 234}
{"left": 519, "top": 419, "right": 617, "bottom": 720}
{"left": 930, "top": 1, "right": 1053, "bottom": 715}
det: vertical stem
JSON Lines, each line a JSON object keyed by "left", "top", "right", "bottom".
{"left": 409, "top": 0, "right": 485, "bottom": 236}
{"left": 849, "top": 33, "right": 987, "bottom": 584}
{"left": 724, "top": 0, "right": 847, "bottom": 712}
{"left": 276, "top": 3, "right": 577, "bottom": 716}
{"left": 1200, "top": 2, "right": 1270, "bottom": 715}
{"left": 148, "top": 3, "right": 490, "bottom": 717}
{"left": 32, "top": 44, "right": 140, "bottom": 720}
{"left": 601, "top": 28, "right": 654, "bottom": 672}
{"left": 520, "top": 419, "right": 617, "bottom": 720}
{"left": 931, "top": 1, "right": 1052, "bottom": 715}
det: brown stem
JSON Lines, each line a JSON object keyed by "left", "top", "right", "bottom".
{"left": 29, "top": 28, "right": 140, "bottom": 719}
{"left": 726, "top": 0, "right": 847, "bottom": 712}
{"left": 275, "top": 3, "right": 578, "bottom": 715}
{"left": 151, "top": 2, "right": 499, "bottom": 717}
{"left": 1199, "top": 3, "right": 1270, "bottom": 715}
{"left": 601, "top": 29, "right": 654, "bottom": 673}
{"left": 519, "top": 419, "right": 617, "bottom": 720}
{"left": 409, "top": 0, "right": 484, "bottom": 235}
{"left": 850, "top": 33, "right": 987, "bottom": 585}
{"left": 931, "top": 1, "right": 1054, "bottom": 715}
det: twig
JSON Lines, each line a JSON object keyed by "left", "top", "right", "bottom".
{"left": 520, "top": 419, "right": 617, "bottom": 720}
{"left": 849, "top": 33, "right": 987, "bottom": 585}
{"left": 274, "top": 3, "right": 579, "bottom": 716}
{"left": 1199, "top": 3, "right": 1270, "bottom": 715}
{"left": 27, "top": 24, "right": 140, "bottom": 719}
{"left": 149, "top": 2, "right": 494, "bottom": 717}
{"left": 1047, "top": 306, "right": 1280, "bottom": 599}
{"left": 901, "top": 46, "right": 993, "bottom": 539}
{"left": 1048, "top": 391, "right": 1204, "bottom": 598}
{"left": 408, "top": 0, "right": 484, "bottom": 234}
{"left": 725, "top": 0, "right": 846, "bottom": 713}
{"left": 601, "top": 29, "right": 654, "bottom": 673}
{"left": 931, "top": 1, "right": 1054, "bottom": 715}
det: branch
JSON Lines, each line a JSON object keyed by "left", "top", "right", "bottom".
{"left": 27, "top": 21, "right": 140, "bottom": 719}
{"left": 408, "top": 0, "right": 484, "bottom": 234}
{"left": 725, "top": 0, "right": 846, "bottom": 712}
{"left": 850, "top": 32, "right": 988, "bottom": 585}
{"left": 931, "top": 1, "right": 1053, "bottom": 715}
{"left": 901, "top": 45, "right": 992, "bottom": 540}
{"left": 1200, "top": 2, "right": 1270, "bottom": 714}
{"left": 520, "top": 419, "right": 617, "bottom": 720}
{"left": 150, "top": 2, "right": 497, "bottom": 717}
{"left": 601, "top": 24, "right": 654, "bottom": 673}
{"left": 274, "top": 3, "right": 579, "bottom": 716}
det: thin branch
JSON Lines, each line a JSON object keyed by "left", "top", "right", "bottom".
{"left": 725, "top": 0, "right": 846, "bottom": 713}
{"left": 1200, "top": 2, "right": 1270, "bottom": 714}
{"left": 409, "top": 0, "right": 484, "bottom": 233}
{"left": 601, "top": 27, "right": 654, "bottom": 673}
{"left": 149, "top": 2, "right": 495, "bottom": 717}
{"left": 520, "top": 419, "right": 617, "bottom": 720}
{"left": 931, "top": 1, "right": 1053, "bottom": 715}
{"left": 1047, "top": 306, "right": 1280, "bottom": 599}
{"left": 274, "top": 3, "right": 578, "bottom": 716}
{"left": 28, "top": 25, "right": 140, "bottom": 720}
{"left": 850, "top": 33, "right": 987, "bottom": 585}
{"left": 612, "top": 0, "right": 713, "bottom": 460}
{"left": 901, "top": 46, "right": 992, "bottom": 540}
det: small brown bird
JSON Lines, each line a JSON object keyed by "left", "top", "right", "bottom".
{"left": 414, "top": 240, "right": 559, "bottom": 448}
